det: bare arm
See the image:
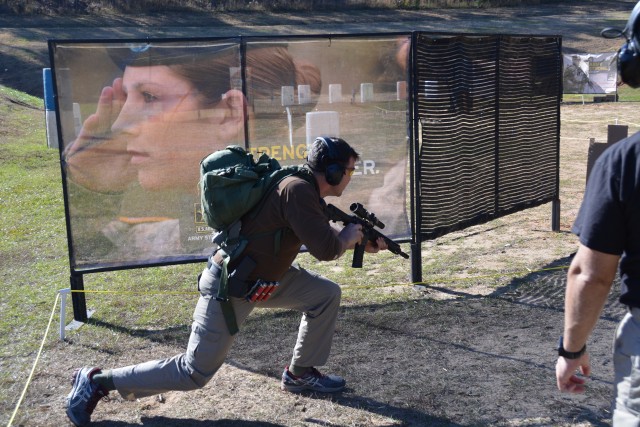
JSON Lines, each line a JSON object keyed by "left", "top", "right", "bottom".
{"left": 556, "top": 243, "right": 620, "bottom": 393}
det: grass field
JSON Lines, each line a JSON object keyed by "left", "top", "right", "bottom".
{"left": 564, "top": 84, "right": 640, "bottom": 103}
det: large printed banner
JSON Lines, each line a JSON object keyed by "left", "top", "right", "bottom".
{"left": 562, "top": 53, "right": 617, "bottom": 94}
{"left": 50, "top": 36, "right": 411, "bottom": 271}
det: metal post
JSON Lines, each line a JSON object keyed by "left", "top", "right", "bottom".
{"left": 551, "top": 198, "right": 561, "bottom": 232}
{"left": 553, "top": 38, "right": 562, "bottom": 233}
{"left": 70, "top": 273, "right": 87, "bottom": 322}
{"left": 59, "top": 288, "right": 70, "bottom": 340}
{"left": 409, "top": 31, "right": 422, "bottom": 285}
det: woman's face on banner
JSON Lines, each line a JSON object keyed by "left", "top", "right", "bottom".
{"left": 111, "top": 64, "right": 230, "bottom": 192}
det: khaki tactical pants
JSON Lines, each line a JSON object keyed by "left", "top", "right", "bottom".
{"left": 111, "top": 263, "right": 341, "bottom": 400}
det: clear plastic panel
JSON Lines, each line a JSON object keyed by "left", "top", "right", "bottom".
{"left": 51, "top": 35, "right": 411, "bottom": 271}
{"left": 246, "top": 36, "right": 411, "bottom": 237}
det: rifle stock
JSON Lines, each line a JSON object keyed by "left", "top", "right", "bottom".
{"left": 325, "top": 203, "right": 409, "bottom": 268}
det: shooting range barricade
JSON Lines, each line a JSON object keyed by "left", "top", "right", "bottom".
{"left": 48, "top": 31, "right": 562, "bottom": 325}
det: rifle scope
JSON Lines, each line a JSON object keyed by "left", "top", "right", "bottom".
{"left": 350, "top": 203, "right": 385, "bottom": 229}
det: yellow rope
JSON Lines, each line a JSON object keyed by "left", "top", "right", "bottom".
{"left": 71, "top": 289, "right": 198, "bottom": 295}
{"left": 345, "top": 265, "right": 570, "bottom": 290}
{"left": 7, "top": 292, "right": 60, "bottom": 427}
{"left": 65, "top": 265, "right": 570, "bottom": 294}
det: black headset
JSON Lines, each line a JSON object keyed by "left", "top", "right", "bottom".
{"left": 602, "top": 1, "right": 640, "bottom": 88}
{"left": 315, "top": 136, "right": 346, "bottom": 186}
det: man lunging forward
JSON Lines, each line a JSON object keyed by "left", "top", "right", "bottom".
{"left": 66, "top": 136, "right": 389, "bottom": 426}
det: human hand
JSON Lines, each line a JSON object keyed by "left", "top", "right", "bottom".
{"left": 364, "top": 236, "right": 388, "bottom": 253}
{"left": 63, "top": 78, "right": 135, "bottom": 192}
{"left": 339, "top": 222, "right": 364, "bottom": 249}
{"left": 556, "top": 352, "right": 590, "bottom": 393}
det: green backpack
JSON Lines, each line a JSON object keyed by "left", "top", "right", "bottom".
{"left": 199, "top": 145, "right": 312, "bottom": 334}
{"left": 200, "top": 145, "right": 310, "bottom": 231}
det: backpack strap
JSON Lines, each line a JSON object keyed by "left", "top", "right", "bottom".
{"left": 218, "top": 255, "right": 239, "bottom": 335}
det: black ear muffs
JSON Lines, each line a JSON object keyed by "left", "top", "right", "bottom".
{"left": 602, "top": 1, "right": 640, "bottom": 87}
{"left": 316, "top": 136, "right": 345, "bottom": 186}
{"left": 619, "top": 40, "right": 640, "bottom": 88}
{"left": 618, "top": 1, "right": 640, "bottom": 87}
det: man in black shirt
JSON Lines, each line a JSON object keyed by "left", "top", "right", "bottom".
{"left": 556, "top": 2, "right": 640, "bottom": 423}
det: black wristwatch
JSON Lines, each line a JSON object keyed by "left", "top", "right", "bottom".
{"left": 557, "top": 336, "right": 587, "bottom": 359}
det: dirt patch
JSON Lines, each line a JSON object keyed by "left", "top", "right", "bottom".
{"left": 3, "top": 3, "right": 639, "bottom": 426}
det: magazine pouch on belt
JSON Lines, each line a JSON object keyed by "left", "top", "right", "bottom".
{"left": 226, "top": 256, "right": 257, "bottom": 298}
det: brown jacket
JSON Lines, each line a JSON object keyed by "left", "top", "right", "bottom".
{"left": 232, "top": 174, "right": 343, "bottom": 282}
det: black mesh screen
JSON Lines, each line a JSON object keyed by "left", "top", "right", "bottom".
{"left": 415, "top": 34, "right": 560, "bottom": 239}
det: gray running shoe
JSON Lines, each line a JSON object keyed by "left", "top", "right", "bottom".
{"left": 281, "top": 366, "right": 346, "bottom": 393}
{"left": 66, "top": 367, "right": 109, "bottom": 427}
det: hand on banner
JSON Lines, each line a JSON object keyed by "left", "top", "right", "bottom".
{"left": 62, "top": 78, "right": 136, "bottom": 193}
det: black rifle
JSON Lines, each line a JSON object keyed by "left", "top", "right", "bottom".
{"left": 325, "top": 203, "right": 410, "bottom": 268}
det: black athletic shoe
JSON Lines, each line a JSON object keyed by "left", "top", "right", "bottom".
{"left": 281, "top": 366, "right": 346, "bottom": 393}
